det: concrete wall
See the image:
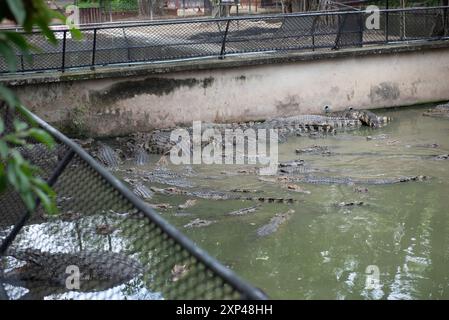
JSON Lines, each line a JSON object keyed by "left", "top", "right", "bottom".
{"left": 4, "top": 41, "right": 449, "bottom": 137}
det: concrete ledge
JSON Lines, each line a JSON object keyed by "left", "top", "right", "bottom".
{"left": 5, "top": 40, "right": 449, "bottom": 137}
{"left": 3, "top": 40, "right": 449, "bottom": 86}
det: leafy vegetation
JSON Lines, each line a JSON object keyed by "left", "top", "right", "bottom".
{"left": 74, "top": 0, "right": 139, "bottom": 11}
{"left": 0, "top": 0, "right": 81, "bottom": 214}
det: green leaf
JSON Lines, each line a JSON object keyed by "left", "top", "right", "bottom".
{"left": 70, "top": 28, "right": 83, "bottom": 41}
{"left": 0, "top": 85, "right": 19, "bottom": 107}
{"left": 0, "top": 41, "right": 18, "bottom": 72}
{"left": 3, "top": 134, "right": 26, "bottom": 145}
{"left": 6, "top": 0, "right": 26, "bottom": 25}
{"left": 13, "top": 119, "right": 28, "bottom": 132}
{"left": 36, "top": 19, "right": 57, "bottom": 45}
{"left": 15, "top": 164, "right": 31, "bottom": 192}
{"left": 28, "top": 128, "right": 55, "bottom": 148}
{"left": 34, "top": 186, "right": 57, "bottom": 215}
{"left": 0, "top": 164, "right": 6, "bottom": 193}
{"left": 21, "top": 190, "right": 36, "bottom": 212}
{"left": 0, "top": 0, "right": 68, "bottom": 216}
{"left": 0, "top": 140, "right": 8, "bottom": 158}
{"left": 50, "top": 10, "right": 66, "bottom": 22}
{"left": 10, "top": 149, "right": 25, "bottom": 165}
{"left": 6, "top": 162, "right": 19, "bottom": 189}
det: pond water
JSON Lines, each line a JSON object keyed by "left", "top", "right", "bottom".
{"left": 116, "top": 104, "right": 449, "bottom": 300}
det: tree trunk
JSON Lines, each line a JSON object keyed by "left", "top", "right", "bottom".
{"left": 139, "top": 0, "right": 163, "bottom": 19}
{"left": 139, "top": 0, "right": 149, "bottom": 16}
{"left": 99, "top": 0, "right": 112, "bottom": 22}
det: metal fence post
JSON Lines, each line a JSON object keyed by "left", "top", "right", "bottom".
{"left": 122, "top": 27, "right": 131, "bottom": 64}
{"left": 91, "top": 28, "right": 97, "bottom": 70}
{"left": 311, "top": 17, "right": 317, "bottom": 51}
{"left": 385, "top": 0, "right": 389, "bottom": 43}
{"left": 61, "top": 30, "right": 67, "bottom": 72}
{"left": 400, "top": 5, "right": 406, "bottom": 41}
{"left": 443, "top": 8, "right": 449, "bottom": 37}
{"left": 358, "top": 11, "right": 363, "bottom": 47}
{"left": 20, "top": 55, "right": 24, "bottom": 72}
{"left": 219, "top": 19, "right": 231, "bottom": 59}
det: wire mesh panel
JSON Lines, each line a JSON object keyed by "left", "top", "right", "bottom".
{"left": 125, "top": 21, "right": 224, "bottom": 63}
{"left": 0, "top": 6, "right": 448, "bottom": 74}
{"left": 0, "top": 106, "right": 267, "bottom": 300}
{"left": 21, "top": 32, "right": 65, "bottom": 72}
{"left": 334, "top": 12, "right": 363, "bottom": 49}
{"left": 404, "top": 9, "right": 444, "bottom": 39}
{"left": 380, "top": 8, "right": 447, "bottom": 42}
{"left": 64, "top": 30, "right": 95, "bottom": 69}
{"left": 94, "top": 28, "right": 130, "bottom": 66}
{"left": 224, "top": 15, "right": 318, "bottom": 55}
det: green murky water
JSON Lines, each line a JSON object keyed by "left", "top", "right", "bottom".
{"left": 123, "top": 104, "right": 449, "bottom": 299}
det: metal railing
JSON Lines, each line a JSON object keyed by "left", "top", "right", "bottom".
{"left": 0, "top": 105, "right": 267, "bottom": 300}
{"left": 0, "top": 6, "right": 448, "bottom": 74}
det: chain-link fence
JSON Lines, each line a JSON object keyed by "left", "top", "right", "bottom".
{"left": 0, "top": 106, "right": 267, "bottom": 300}
{"left": 0, "top": 6, "right": 448, "bottom": 74}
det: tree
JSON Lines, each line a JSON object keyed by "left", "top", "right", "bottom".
{"left": 0, "top": 0, "right": 80, "bottom": 214}
{"left": 138, "top": 0, "right": 164, "bottom": 19}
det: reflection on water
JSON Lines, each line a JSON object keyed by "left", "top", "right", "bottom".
{"left": 117, "top": 104, "right": 449, "bottom": 300}
{"left": 3, "top": 215, "right": 164, "bottom": 300}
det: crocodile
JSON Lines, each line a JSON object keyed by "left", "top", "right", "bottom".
{"left": 277, "top": 159, "right": 323, "bottom": 175}
{"left": 295, "top": 145, "right": 333, "bottom": 155}
{"left": 95, "top": 143, "right": 120, "bottom": 168}
{"left": 280, "top": 175, "right": 429, "bottom": 185}
{"left": 335, "top": 201, "right": 365, "bottom": 207}
{"left": 285, "top": 184, "right": 311, "bottom": 194}
{"left": 303, "top": 151, "right": 443, "bottom": 160}
{"left": 434, "top": 154, "right": 449, "bottom": 160}
{"left": 178, "top": 199, "right": 197, "bottom": 209}
{"left": 3, "top": 248, "right": 143, "bottom": 294}
{"left": 124, "top": 166, "right": 194, "bottom": 189}
{"left": 279, "top": 159, "right": 305, "bottom": 167}
{"left": 148, "top": 203, "right": 172, "bottom": 210}
{"left": 184, "top": 218, "right": 216, "bottom": 228}
{"left": 423, "top": 102, "right": 449, "bottom": 119}
{"left": 357, "top": 110, "right": 391, "bottom": 128}
{"left": 229, "top": 188, "right": 262, "bottom": 193}
{"left": 150, "top": 187, "right": 297, "bottom": 203}
{"left": 279, "top": 165, "right": 322, "bottom": 175}
{"left": 134, "top": 147, "right": 150, "bottom": 166}
{"left": 331, "top": 109, "right": 391, "bottom": 128}
{"left": 366, "top": 134, "right": 389, "bottom": 141}
{"left": 256, "top": 209, "right": 294, "bottom": 237}
{"left": 258, "top": 109, "right": 389, "bottom": 133}
{"left": 132, "top": 184, "right": 154, "bottom": 200}
{"left": 226, "top": 205, "right": 260, "bottom": 216}
{"left": 411, "top": 143, "right": 440, "bottom": 149}
{"left": 258, "top": 115, "right": 352, "bottom": 135}
{"left": 142, "top": 167, "right": 195, "bottom": 188}
{"left": 76, "top": 109, "right": 392, "bottom": 160}
{"left": 135, "top": 109, "right": 391, "bottom": 155}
